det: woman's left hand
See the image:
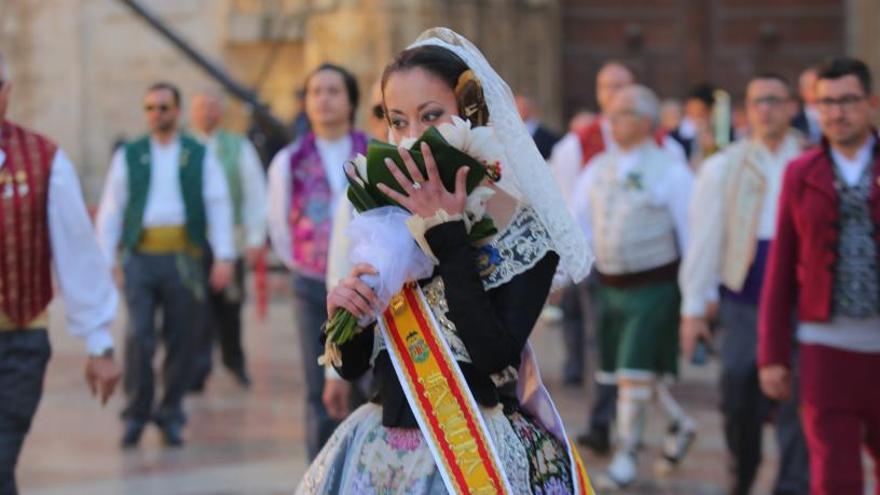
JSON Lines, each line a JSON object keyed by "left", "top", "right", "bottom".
{"left": 377, "top": 142, "right": 469, "bottom": 219}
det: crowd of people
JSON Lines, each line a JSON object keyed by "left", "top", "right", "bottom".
{"left": 0, "top": 25, "right": 878, "bottom": 495}
{"left": 532, "top": 58, "right": 879, "bottom": 495}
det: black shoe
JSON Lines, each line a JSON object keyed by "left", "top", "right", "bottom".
{"left": 160, "top": 422, "right": 185, "bottom": 447}
{"left": 121, "top": 421, "right": 145, "bottom": 449}
{"left": 230, "top": 367, "right": 252, "bottom": 388}
{"left": 562, "top": 374, "right": 583, "bottom": 386}
{"left": 188, "top": 378, "right": 207, "bottom": 394}
{"left": 577, "top": 426, "right": 611, "bottom": 455}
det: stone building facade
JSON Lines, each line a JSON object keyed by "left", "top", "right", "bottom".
{"left": 0, "top": 0, "right": 877, "bottom": 201}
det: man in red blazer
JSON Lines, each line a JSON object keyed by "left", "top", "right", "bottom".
{"left": 759, "top": 57, "right": 880, "bottom": 495}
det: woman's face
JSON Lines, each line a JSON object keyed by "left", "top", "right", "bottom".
{"left": 383, "top": 67, "right": 458, "bottom": 144}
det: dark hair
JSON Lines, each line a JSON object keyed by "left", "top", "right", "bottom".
{"left": 817, "top": 57, "right": 872, "bottom": 95}
{"left": 748, "top": 72, "right": 792, "bottom": 95}
{"left": 380, "top": 45, "right": 489, "bottom": 125}
{"left": 381, "top": 45, "right": 468, "bottom": 94}
{"left": 687, "top": 83, "right": 716, "bottom": 107}
{"left": 147, "top": 81, "right": 181, "bottom": 108}
{"left": 304, "top": 63, "right": 360, "bottom": 123}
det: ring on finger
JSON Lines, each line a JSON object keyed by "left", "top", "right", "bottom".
{"left": 412, "top": 181, "right": 422, "bottom": 190}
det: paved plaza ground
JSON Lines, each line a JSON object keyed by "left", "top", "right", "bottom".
{"left": 17, "top": 274, "right": 788, "bottom": 495}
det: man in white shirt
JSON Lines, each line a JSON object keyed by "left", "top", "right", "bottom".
{"left": 572, "top": 85, "right": 695, "bottom": 489}
{"left": 96, "top": 82, "right": 234, "bottom": 448}
{"left": 679, "top": 74, "right": 808, "bottom": 495}
{"left": 551, "top": 61, "right": 687, "bottom": 205}
{"left": 0, "top": 53, "right": 121, "bottom": 495}
{"left": 266, "top": 64, "right": 368, "bottom": 460}
{"left": 188, "top": 90, "right": 267, "bottom": 390}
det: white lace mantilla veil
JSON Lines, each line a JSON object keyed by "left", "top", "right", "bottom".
{"left": 409, "top": 27, "right": 593, "bottom": 284}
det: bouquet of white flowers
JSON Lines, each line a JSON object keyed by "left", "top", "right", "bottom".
{"left": 320, "top": 117, "right": 505, "bottom": 367}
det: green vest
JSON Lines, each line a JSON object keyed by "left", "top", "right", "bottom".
{"left": 214, "top": 130, "right": 244, "bottom": 226}
{"left": 121, "top": 133, "right": 207, "bottom": 250}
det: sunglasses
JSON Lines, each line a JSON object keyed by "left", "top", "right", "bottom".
{"left": 144, "top": 103, "right": 173, "bottom": 113}
{"left": 371, "top": 104, "right": 385, "bottom": 120}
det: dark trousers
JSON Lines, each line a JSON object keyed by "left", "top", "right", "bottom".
{"left": 291, "top": 273, "right": 338, "bottom": 460}
{"left": 582, "top": 273, "right": 617, "bottom": 432}
{"left": 122, "top": 253, "right": 202, "bottom": 427}
{"left": 192, "top": 258, "right": 247, "bottom": 385}
{"left": 0, "top": 329, "right": 50, "bottom": 495}
{"left": 719, "top": 298, "right": 808, "bottom": 495}
{"left": 561, "top": 282, "right": 586, "bottom": 382}
{"left": 588, "top": 383, "right": 618, "bottom": 432}
{"left": 799, "top": 343, "right": 880, "bottom": 495}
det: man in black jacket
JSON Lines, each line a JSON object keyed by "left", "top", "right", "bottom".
{"left": 516, "top": 94, "right": 560, "bottom": 159}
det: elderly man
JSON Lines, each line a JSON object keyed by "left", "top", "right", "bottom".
{"left": 550, "top": 63, "right": 686, "bottom": 453}
{"left": 97, "top": 82, "right": 235, "bottom": 448}
{"left": 760, "top": 57, "right": 880, "bottom": 495}
{"left": 679, "top": 74, "right": 809, "bottom": 495}
{"left": 188, "top": 90, "right": 267, "bottom": 391}
{"left": 573, "top": 84, "right": 695, "bottom": 489}
{"left": 0, "top": 53, "right": 121, "bottom": 494}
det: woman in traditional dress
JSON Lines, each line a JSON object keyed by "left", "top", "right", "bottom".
{"left": 297, "top": 27, "right": 594, "bottom": 494}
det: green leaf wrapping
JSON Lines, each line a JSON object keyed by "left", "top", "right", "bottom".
{"left": 364, "top": 128, "right": 487, "bottom": 208}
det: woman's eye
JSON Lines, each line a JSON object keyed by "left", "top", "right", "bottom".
{"left": 390, "top": 119, "right": 407, "bottom": 129}
{"left": 422, "top": 110, "right": 443, "bottom": 123}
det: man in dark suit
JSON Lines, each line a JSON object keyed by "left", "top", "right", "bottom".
{"left": 516, "top": 94, "right": 560, "bottom": 159}
{"left": 791, "top": 65, "right": 822, "bottom": 144}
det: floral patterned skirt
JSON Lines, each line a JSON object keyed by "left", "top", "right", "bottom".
{"left": 296, "top": 403, "right": 573, "bottom": 494}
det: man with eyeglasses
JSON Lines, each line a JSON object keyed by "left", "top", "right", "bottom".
{"left": 680, "top": 73, "right": 809, "bottom": 495}
{"left": 0, "top": 53, "right": 121, "bottom": 495}
{"left": 96, "top": 82, "right": 235, "bottom": 448}
{"left": 759, "top": 57, "right": 880, "bottom": 495}
{"left": 572, "top": 84, "right": 695, "bottom": 489}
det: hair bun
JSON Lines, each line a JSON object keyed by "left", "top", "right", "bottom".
{"left": 454, "top": 69, "right": 490, "bottom": 126}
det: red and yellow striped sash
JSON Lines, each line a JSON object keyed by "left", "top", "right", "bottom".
{"left": 381, "top": 285, "right": 512, "bottom": 495}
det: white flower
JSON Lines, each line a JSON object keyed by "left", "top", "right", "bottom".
{"left": 399, "top": 136, "right": 418, "bottom": 149}
{"left": 352, "top": 154, "right": 368, "bottom": 180}
{"left": 464, "top": 185, "right": 495, "bottom": 225}
{"left": 437, "top": 116, "right": 505, "bottom": 166}
{"left": 317, "top": 341, "right": 342, "bottom": 368}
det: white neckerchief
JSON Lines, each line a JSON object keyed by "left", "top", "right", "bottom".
{"left": 831, "top": 135, "right": 876, "bottom": 187}
{"left": 600, "top": 117, "right": 618, "bottom": 153}
{"left": 614, "top": 143, "right": 644, "bottom": 181}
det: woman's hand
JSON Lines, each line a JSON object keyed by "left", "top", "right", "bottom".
{"left": 327, "top": 263, "right": 382, "bottom": 319}
{"left": 377, "top": 142, "right": 469, "bottom": 219}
